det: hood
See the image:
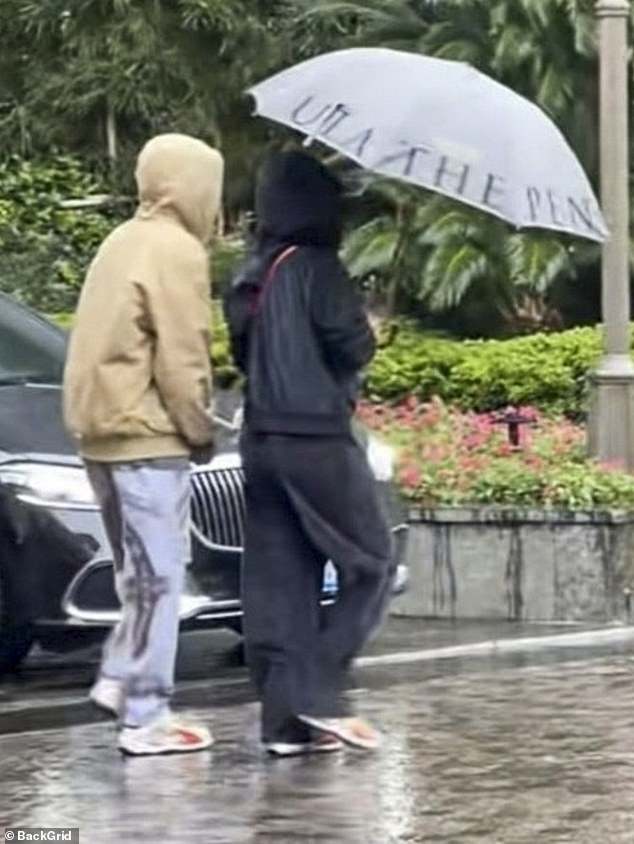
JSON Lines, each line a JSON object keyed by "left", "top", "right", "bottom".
{"left": 255, "top": 151, "right": 343, "bottom": 248}
{"left": 135, "top": 133, "right": 224, "bottom": 245}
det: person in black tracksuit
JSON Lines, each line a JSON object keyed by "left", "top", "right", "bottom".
{"left": 224, "top": 151, "right": 394, "bottom": 754}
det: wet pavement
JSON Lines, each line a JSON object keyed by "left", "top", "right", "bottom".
{"left": 0, "top": 618, "right": 620, "bottom": 734}
{"left": 2, "top": 625, "right": 634, "bottom": 841}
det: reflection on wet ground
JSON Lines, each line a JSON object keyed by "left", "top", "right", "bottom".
{"left": 3, "top": 654, "right": 634, "bottom": 842}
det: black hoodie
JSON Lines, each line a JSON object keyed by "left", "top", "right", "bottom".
{"left": 224, "top": 152, "right": 375, "bottom": 436}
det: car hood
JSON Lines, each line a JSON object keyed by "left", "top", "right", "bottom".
{"left": 0, "top": 383, "right": 76, "bottom": 457}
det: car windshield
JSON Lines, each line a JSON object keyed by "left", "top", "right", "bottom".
{"left": 0, "top": 295, "right": 67, "bottom": 385}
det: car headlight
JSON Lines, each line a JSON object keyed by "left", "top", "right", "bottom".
{"left": 366, "top": 435, "right": 395, "bottom": 482}
{"left": 0, "top": 462, "right": 97, "bottom": 510}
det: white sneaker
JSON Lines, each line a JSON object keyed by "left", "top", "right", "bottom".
{"left": 118, "top": 713, "right": 214, "bottom": 756}
{"left": 89, "top": 677, "right": 124, "bottom": 717}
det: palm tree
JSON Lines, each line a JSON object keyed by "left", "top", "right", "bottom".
{"left": 342, "top": 180, "right": 577, "bottom": 330}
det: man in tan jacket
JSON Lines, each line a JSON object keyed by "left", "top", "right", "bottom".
{"left": 64, "top": 133, "right": 223, "bottom": 755}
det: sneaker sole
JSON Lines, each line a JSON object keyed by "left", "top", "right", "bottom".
{"left": 118, "top": 736, "right": 214, "bottom": 757}
{"left": 264, "top": 740, "right": 343, "bottom": 758}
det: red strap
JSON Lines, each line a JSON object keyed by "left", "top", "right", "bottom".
{"left": 250, "top": 245, "right": 298, "bottom": 316}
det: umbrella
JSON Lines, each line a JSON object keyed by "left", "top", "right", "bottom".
{"left": 248, "top": 47, "right": 607, "bottom": 243}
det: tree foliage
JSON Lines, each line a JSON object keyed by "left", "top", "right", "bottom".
{"left": 0, "top": 0, "right": 630, "bottom": 333}
{"left": 0, "top": 0, "right": 290, "bottom": 207}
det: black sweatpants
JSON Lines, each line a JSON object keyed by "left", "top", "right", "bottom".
{"left": 240, "top": 432, "right": 394, "bottom": 744}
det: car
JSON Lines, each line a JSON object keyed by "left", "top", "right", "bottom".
{"left": 0, "top": 292, "right": 408, "bottom": 676}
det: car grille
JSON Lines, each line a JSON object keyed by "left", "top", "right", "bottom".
{"left": 190, "top": 467, "right": 246, "bottom": 550}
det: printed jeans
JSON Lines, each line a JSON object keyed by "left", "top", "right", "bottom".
{"left": 85, "top": 459, "right": 191, "bottom": 727}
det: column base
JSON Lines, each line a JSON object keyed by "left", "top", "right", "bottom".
{"left": 587, "top": 366, "right": 634, "bottom": 471}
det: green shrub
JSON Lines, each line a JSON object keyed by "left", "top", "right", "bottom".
{"left": 211, "top": 300, "right": 241, "bottom": 388}
{"left": 366, "top": 324, "right": 603, "bottom": 417}
{"left": 212, "top": 236, "right": 246, "bottom": 298}
{"left": 0, "top": 156, "right": 120, "bottom": 312}
{"left": 366, "top": 331, "right": 466, "bottom": 402}
{"left": 48, "top": 312, "right": 75, "bottom": 331}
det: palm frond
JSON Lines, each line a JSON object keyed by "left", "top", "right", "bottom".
{"left": 505, "top": 234, "right": 574, "bottom": 294}
{"left": 536, "top": 63, "right": 574, "bottom": 117}
{"left": 420, "top": 208, "right": 486, "bottom": 247}
{"left": 420, "top": 241, "right": 490, "bottom": 311}
{"left": 342, "top": 217, "right": 399, "bottom": 277}
{"left": 492, "top": 24, "right": 540, "bottom": 73}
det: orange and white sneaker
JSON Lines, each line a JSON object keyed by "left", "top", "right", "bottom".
{"left": 298, "top": 715, "right": 383, "bottom": 751}
{"left": 118, "top": 713, "right": 213, "bottom": 756}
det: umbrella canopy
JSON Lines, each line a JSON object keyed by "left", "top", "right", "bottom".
{"left": 249, "top": 47, "right": 607, "bottom": 243}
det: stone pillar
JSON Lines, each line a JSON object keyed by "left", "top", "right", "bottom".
{"left": 588, "top": 0, "right": 634, "bottom": 469}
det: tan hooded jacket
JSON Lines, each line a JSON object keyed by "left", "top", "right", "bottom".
{"left": 63, "top": 134, "right": 224, "bottom": 462}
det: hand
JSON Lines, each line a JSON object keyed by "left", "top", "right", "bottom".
{"left": 190, "top": 443, "right": 214, "bottom": 465}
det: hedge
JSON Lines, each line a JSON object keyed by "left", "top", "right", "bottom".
{"left": 366, "top": 324, "right": 604, "bottom": 418}
{"left": 0, "top": 156, "right": 119, "bottom": 312}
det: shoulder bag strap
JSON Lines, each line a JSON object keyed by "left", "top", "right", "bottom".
{"left": 249, "top": 245, "right": 299, "bottom": 316}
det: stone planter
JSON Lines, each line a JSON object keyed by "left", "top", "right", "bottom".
{"left": 392, "top": 508, "right": 634, "bottom": 622}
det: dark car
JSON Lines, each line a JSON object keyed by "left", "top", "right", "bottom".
{"left": 0, "top": 293, "right": 408, "bottom": 675}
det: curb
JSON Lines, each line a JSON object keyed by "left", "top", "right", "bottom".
{"left": 357, "top": 625, "right": 634, "bottom": 668}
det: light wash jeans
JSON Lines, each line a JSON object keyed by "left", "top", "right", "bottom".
{"left": 86, "top": 458, "right": 190, "bottom": 727}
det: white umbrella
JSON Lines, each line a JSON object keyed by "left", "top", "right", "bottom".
{"left": 249, "top": 47, "right": 607, "bottom": 243}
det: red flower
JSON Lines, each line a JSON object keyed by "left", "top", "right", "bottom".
{"left": 399, "top": 464, "right": 422, "bottom": 489}
{"left": 462, "top": 432, "right": 490, "bottom": 450}
{"left": 458, "top": 456, "right": 484, "bottom": 472}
